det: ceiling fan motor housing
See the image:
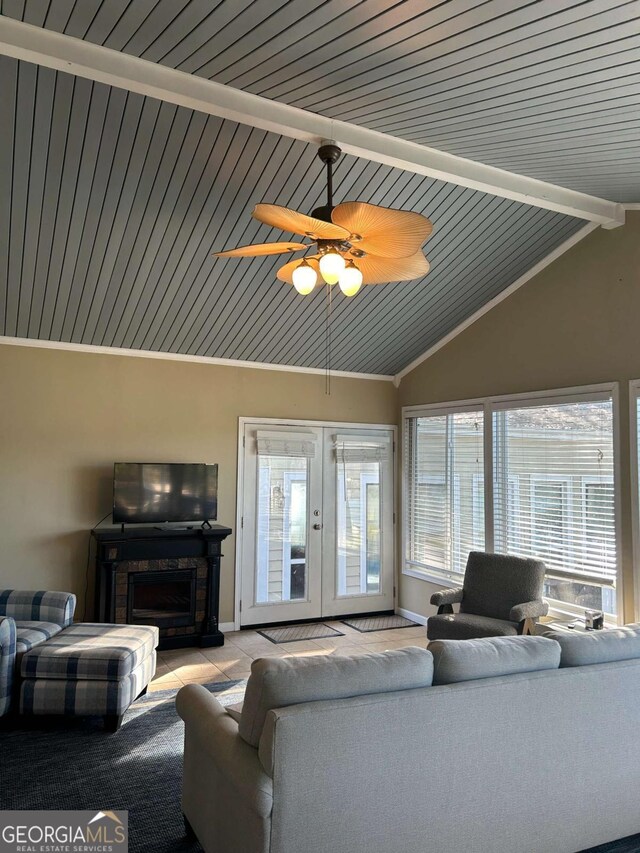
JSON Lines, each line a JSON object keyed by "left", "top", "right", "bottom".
{"left": 311, "top": 204, "right": 334, "bottom": 223}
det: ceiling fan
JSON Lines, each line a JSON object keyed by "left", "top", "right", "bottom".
{"left": 213, "top": 142, "right": 433, "bottom": 297}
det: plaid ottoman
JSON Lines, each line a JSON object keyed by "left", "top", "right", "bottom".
{"left": 19, "top": 623, "right": 159, "bottom": 732}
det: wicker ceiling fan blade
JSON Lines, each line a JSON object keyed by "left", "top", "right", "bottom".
{"left": 253, "top": 204, "right": 349, "bottom": 240}
{"left": 213, "top": 241, "right": 308, "bottom": 258}
{"left": 351, "top": 251, "right": 430, "bottom": 284}
{"left": 277, "top": 255, "right": 321, "bottom": 285}
{"left": 332, "top": 202, "right": 433, "bottom": 258}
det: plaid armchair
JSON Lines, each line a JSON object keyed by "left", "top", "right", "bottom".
{"left": 0, "top": 590, "right": 76, "bottom": 716}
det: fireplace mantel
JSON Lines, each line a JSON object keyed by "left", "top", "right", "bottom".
{"left": 91, "top": 525, "right": 232, "bottom": 649}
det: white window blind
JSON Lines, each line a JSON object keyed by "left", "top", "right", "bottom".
{"left": 334, "top": 434, "right": 390, "bottom": 463}
{"left": 256, "top": 430, "right": 316, "bottom": 458}
{"left": 404, "top": 408, "right": 484, "bottom": 580}
{"left": 493, "top": 397, "right": 616, "bottom": 615}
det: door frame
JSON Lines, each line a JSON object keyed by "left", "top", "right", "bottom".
{"left": 234, "top": 416, "right": 398, "bottom": 630}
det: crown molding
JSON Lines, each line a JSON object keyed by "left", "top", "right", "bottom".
{"left": 0, "top": 336, "right": 394, "bottom": 382}
{"left": 0, "top": 16, "right": 624, "bottom": 229}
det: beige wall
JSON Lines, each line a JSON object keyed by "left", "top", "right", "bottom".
{"left": 398, "top": 211, "right": 640, "bottom": 623}
{"left": 0, "top": 344, "right": 396, "bottom": 622}
{"left": 3, "top": 214, "right": 640, "bottom": 628}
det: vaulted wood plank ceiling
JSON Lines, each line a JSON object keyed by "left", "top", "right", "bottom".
{"left": 4, "top": 0, "right": 638, "bottom": 201}
{"left": 0, "top": 1, "right": 634, "bottom": 375}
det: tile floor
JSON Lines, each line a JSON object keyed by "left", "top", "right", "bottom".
{"left": 149, "top": 620, "right": 428, "bottom": 692}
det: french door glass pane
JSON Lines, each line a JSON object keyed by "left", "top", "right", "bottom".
{"left": 337, "top": 461, "right": 381, "bottom": 596}
{"left": 493, "top": 399, "right": 616, "bottom": 616}
{"left": 256, "top": 456, "right": 308, "bottom": 604}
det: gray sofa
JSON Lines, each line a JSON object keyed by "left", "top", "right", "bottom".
{"left": 177, "top": 628, "right": 640, "bottom": 853}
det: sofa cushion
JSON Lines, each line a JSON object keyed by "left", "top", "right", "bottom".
{"left": 427, "top": 612, "right": 520, "bottom": 640}
{"left": 429, "top": 636, "right": 561, "bottom": 685}
{"left": 543, "top": 624, "right": 640, "bottom": 667}
{"left": 15, "top": 621, "right": 63, "bottom": 657}
{"left": 21, "top": 623, "right": 159, "bottom": 681}
{"left": 239, "top": 646, "right": 433, "bottom": 747}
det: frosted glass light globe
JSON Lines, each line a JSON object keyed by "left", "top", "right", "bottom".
{"left": 319, "top": 250, "right": 345, "bottom": 285}
{"left": 338, "top": 261, "right": 363, "bottom": 297}
{"left": 292, "top": 260, "right": 318, "bottom": 295}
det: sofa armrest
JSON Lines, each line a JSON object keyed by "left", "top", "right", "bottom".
{"left": 176, "top": 684, "right": 273, "bottom": 819}
{"left": 0, "top": 590, "right": 76, "bottom": 627}
{"left": 0, "top": 616, "right": 17, "bottom": 717}
{"left": 510, "top": 600, "right": 549, "bottom": 623}
{"left": 430, "top": 587, "right": 464, "bottom": 609}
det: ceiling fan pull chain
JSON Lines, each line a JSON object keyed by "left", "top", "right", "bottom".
{"left": 325, "top": 280, "right": 333, "bottom": 396}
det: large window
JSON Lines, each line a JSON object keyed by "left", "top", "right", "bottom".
{"left": 404, "top": 387, "right": 618, "bottom": 618}
{"left": 493, "top": 398, "right": 616, "bottom": 616}
{"left": 404, "top": 407, "right": 485, "bottom": 582}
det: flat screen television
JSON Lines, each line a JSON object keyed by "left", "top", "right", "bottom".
{"left": 113, "top": 462, "right": 218, "bottom": 524}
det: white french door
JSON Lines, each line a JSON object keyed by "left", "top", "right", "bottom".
{"left": 239, "top": 421, "right": 395, "bottom": 626}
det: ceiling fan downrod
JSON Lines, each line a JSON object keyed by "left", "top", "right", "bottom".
{"left": 314, "top": 142, "right": 342, "bottom": 221}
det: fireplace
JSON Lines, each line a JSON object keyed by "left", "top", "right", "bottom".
{"left": 92, "top": 525, "right": 232, "bottom": 649}
{"left": 128, "top": 569, "right": 196, "bottom": 628}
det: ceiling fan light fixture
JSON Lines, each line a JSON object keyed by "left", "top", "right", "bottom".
{"left": 292, "top": 258, "right": 318, "bottom": 295}
{"left": 319, "top": 250, "right": 345, "bottom": 285}
{"left": 338, "top": 260, "right": 363, "bottom": 297}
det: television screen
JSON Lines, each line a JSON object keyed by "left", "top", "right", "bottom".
{"left": 113, "top": 463, "right": 218, "bottom": 524}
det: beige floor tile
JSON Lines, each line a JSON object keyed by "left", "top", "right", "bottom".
{"left": 354, "top": 631, "right": 389, "bottom": 644}
{"left": 168, "top": 661, "right": 226, "bottom": 681}
{"left": 391, "top": 638, "right": 427, "bottom": 650}
{"left": 224, "top": 631, "right": 260, "bottom": 648}
{"left": 159, "top": 648, "right": 211, "bottom": 668}
{"left": 201, "top": 646, "right": 253, "bottom": 669}
{"left": 219, "top": 662, "right": 253, "bottom": 679}
{"left": 395, "top": 625, "right": 428, "bottom": 638}
{"left": 223, "top": 630, "right": 259, "bottom": 642}
{"left": 148, "top": 678, "right": 183, "bottom": 693}
{"left": 371, "top": 627, "right": 427, "bottom": 642}
{"left": 151, "top": 668, "right": 184, "bottom": 684}
{"left": 180, "top": 668, "right": 230, "bottom": 685}
{"left": 242, "top": 643, "right": 290, "bottom": 659}
{"left": 323, "top": 644, "right": 371, "bottom": 657}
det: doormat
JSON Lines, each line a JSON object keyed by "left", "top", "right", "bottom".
{"left": 342, "top": 615, "right": 421, "bottom": 632}
{"left": 258, "top": 623, "right": 344, "bottom": 644}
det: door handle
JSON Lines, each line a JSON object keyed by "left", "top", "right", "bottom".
{"left": 313, "top": 523, "right": 323, "bottom": 530}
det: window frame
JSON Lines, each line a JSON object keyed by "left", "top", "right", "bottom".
{"left": 629, "top": 380, "right": 640, "bottom": 623}
{"left": 402, "top": 383, "right": 622, "bottom": 623}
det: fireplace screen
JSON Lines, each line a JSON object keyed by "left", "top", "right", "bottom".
{"left": 128, "top": 570, "right": 196, "bottom": 628}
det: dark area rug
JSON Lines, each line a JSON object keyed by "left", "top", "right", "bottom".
{"left": 342, "top": 614, "right": 421, "bottom": 632}
{"left": 258, "top": 622, "right": 343, "bottom": 643}
{"left": 0, "top": 680, "right": 244, "bottom": 853}
{"left": 1, "top": 677, "right": 638, "bottom": 853}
